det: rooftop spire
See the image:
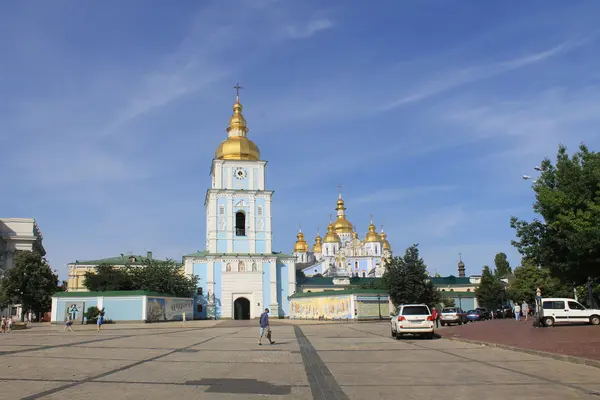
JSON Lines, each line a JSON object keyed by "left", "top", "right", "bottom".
{"left": 227, "top": 83, "right": 248, "bottom": 135}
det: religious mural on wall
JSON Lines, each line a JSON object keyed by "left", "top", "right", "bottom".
{"left": 64, "top": 302, "right": 85, "bottom": 323}
{"left": 146, "top": 297, "right": 193, "bottom": 322}
{"left": 290, "top": 296, "right": 352, "bottom": 319}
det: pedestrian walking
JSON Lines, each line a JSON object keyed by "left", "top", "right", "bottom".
{"left": 258, "top": 308, "right": 274, "bottom": 346}
{"left": 521, "top": 301, "right": 529, "bottom": 321}
{"left": 7, "top": 317, "right": 13, "bottom": 333}
{"left": 432, "top": 307, "right": 439, "bottom": 329}
{"left": 64, "top": 316, "right": 74, "bottom": 332}
{"left": 514, "top": 303, "right": 521, "bottom": 321}
{"left": 182, "top": 311, "right": 186, "bottom": 323}
{"left": 1, "top": 317, "right": 5, "bottom": 334}
{"left": 97, "top": 312, "right": 104, "bottom": 332}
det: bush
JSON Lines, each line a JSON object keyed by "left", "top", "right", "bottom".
{"left": 84, "top": 306, "right": 105, "bottom": 323}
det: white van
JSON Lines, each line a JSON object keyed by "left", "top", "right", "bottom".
{"left": 540, "top": 298, "right": 600, "bottom": 327}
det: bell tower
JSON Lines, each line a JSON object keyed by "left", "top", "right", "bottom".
{"left": 205, "top": 85, "right": 273, "bottom": 254}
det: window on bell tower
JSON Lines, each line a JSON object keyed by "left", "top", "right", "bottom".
{"left": 235, "top": 211, "right": 246, "bottom": 236}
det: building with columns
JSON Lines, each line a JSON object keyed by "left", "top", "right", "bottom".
{"left": 0, "top": 218, "right": 46, "bottom": 319}
{"left": 0, "top": 218, "right": 45, "bottom": 272}
{"left": 182, "top": 91, "right": 295, "bottom": 320}
{"left": 293, "top": 195, "right": 393, "bottom": 279}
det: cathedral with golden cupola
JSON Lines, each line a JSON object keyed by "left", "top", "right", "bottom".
{"left": 293, "top": 191, "right": 393, "bottom": 278}
{"left": 182, "top": 86, "right": 296, "bottom": 320}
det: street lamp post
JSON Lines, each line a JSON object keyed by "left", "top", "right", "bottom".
{"left": 377, "top": 294, "right": 382, "bottom": 320}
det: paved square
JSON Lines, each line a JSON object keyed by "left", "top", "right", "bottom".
{"left": 1, "top": 321, "right": 599, "bottom": 399}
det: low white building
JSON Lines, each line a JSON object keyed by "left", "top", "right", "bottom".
{"left": 0, "top": 218, "right": 46, "bottom": 319}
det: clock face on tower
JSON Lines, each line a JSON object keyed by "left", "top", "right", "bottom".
{"left": 234, "top": 167, "right": 247, "bottom": 180}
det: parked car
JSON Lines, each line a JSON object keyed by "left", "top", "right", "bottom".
{"left": 390, "top": 304, "right": 435, "bottom": 339}
{"left": 495, "top": 305, "right": 513, "bottom": 319}
{"left": 476, "top": 307, "right": 490, "bottom": 320}
{"left": 440, "top": 307, "right": 468, "bottom": 326}
{"left": 466, "top": 310, "right": 483, "bottom": 322}
{"left": 540, "top": 298, "right": 600, "bottom": 327}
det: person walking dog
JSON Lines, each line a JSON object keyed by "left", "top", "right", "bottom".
{"left": 258, "top": 308, "right": 274, "bottom": 346}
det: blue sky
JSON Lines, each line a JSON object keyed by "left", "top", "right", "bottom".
{"left": 2, "top": 0, "right": 600, "bottom": 280}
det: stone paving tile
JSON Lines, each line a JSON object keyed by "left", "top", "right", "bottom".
{"left": 38, "top": 382, "right": 314, "bottom": 400}
{"left": 8, "top": 346, "right": 168, "bottom": 361}
{"left": 2, "top": 321, "right": 600, "bottom": 399}
{"left": 94, "top": 360, "right": 309, "bottom": 386}
{"left": 2, "top": 357, "right": 138, "bottom": 380}
{"left": 0, "top": 380, "right": 70, "bottom": 400}
{"left": 342, "top": 383, "right": 593, "bottom": 400}
{"left": 160, "top": 349, "right": 303, "bottom": 364}
{"left": 487, "top": 360, "right": 600, "bottom": 384}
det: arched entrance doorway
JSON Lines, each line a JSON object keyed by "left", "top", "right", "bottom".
{"left": 234, "top": 297, "right": 250, "bottom": 320}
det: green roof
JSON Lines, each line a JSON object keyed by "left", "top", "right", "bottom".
{"left": 183, "top": 251, "right": 295, "bottom": 259}
{"left": 70, "top": 253, "right": 171, "bottom": 266}
{"left": 440, "top": 291, "right": 476, "bottom": 298}
{"left": 53, "top": 290, "right": 190, "bottom": 298}
{"left": 431, "top": 275, "right": 472, "bottom": 285}
{"left": 290, "top": 288, "right": 390, "bottom": 299}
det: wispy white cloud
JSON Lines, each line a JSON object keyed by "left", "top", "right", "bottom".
{"left": 380, "top": 39, "right": 590, "bottom": 111}
{"left": 285, "top": 18, "right": 334, "bottom": 39}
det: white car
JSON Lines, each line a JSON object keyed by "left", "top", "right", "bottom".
{"left": 540, "top": 298, "right": 600, "bottom": 327}
{"left": 390, "top": 304, "right": 435, "bottom": 339}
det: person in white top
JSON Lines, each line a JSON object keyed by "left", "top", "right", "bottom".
{"left": 514, "top": 303, "right": 521, "bottom": 321}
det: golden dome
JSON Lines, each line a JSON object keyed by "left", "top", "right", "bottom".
{"left": 312, "top": 234, "right": 323, "bottom": 253}
{"left": 214, "top": 96, "right": 260, "bottom": 161}
{"left": 293, "top": 231, "right": 309, "bottom": 253}
{"left": 364, "top": 222, "right": 381, "bottom": 243}
{"left": 381, "top": 231, "right": 391, "bottom": 251}
{"left": 352, "top": 230, "right": 359, "bottom": 240}
{"left": 333, "top": 194, "right": 353, "bottom": 233}
{"left": 323, "top": 223, "right": 341, "bottom": 243}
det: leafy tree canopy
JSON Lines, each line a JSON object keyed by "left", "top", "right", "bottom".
{"left": 511, "top": 144, "right": 600, "bottom": 286}
{"left": 83, "top": 258, "right": 198, "bottom": 297}
{"left": 475, "top": 266, "right": 504, "bottom": 309}
{"left": 494, "top": 252, "right": 512, "bottom": 279}
{"left": 382, "top": 244, "right": 441, "bottom": 307}
{"left": 506, "top": 259, "right": 572, "bottom": 305}
{"left": 0, "top": 251, "right": 59, "bottom": 319}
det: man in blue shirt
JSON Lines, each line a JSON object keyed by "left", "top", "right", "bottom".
{"left": 259, "top": 308, "right": 274, "bottom": 345}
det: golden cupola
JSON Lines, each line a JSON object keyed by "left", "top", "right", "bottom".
{"left": 323, "top": 222, "right": 341, "bottom": 243}
{"left": 333, "top": 193, "right": 353, "bottom": 234}
{"left": 293, "top": 230, "right": 309, "bottom": 253}
{"left": 364, "top": 220, "right": 381, "bottom": 243}
{"left": 312, "top": 232, "right": 323, "bottom": 253}
{"left": 380, "top": 229, "right": 391, "bottom": 251}
{"left": 214, "top": 90, "right": 260, "bottom": 161}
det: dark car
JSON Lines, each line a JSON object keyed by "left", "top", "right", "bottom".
{"left": 466, "top": 310, "right": 482, "bottom": 322}
{"left": 475, "top": 307, "right": 490, "bottom": 320}
{"left": 495, "top": 305, "right": 514, "bottom": 319}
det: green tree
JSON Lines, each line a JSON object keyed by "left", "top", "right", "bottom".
{"left": 0, "top": 251, "right": 59, "bottom": 321}
{"left": 382, "top": 244, "right": 441, "bottom": 306}
{"left": 83, "top": 263, "right": 133, "bottom": 291}
{"left": 442, "top": 297, "right": 455, "bottom": 307}
{"left": 84, "top": 258, "right": 198, "bottom": 297}
{"left": 511, "top": 144, "right": 600, "bottom": 287}
{"left": 494, "top": 252, "right": 512, "bottom": 279}
{"left": 506, "top": 259, "right": 572, "bottom": 305}
{"left": 128, "top": 258, "right": 198, "bottom": 297}
{"left": 475, "top": 266, "right": 504, "bottom": 309}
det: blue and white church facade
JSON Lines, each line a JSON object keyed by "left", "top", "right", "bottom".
{"left": 183, "top": 93, "right": 295, "bottom": 320}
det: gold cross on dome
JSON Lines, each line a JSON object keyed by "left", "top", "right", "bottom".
{"left": 337, "top": 185, "right": 342, "bottom": 194}
{"left": 233, "top": 83, "right": 243, "bottom": 98}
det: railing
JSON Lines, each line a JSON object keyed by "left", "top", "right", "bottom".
{"left": 236, "top": 228, "right": 246, "bottom": 236}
